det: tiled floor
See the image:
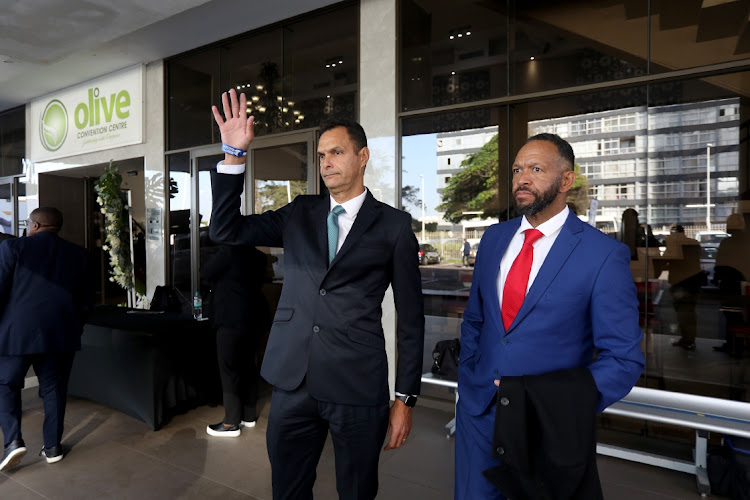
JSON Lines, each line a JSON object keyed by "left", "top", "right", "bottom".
{"left": 1, "top": 387, "right": 712, "bottom": 499}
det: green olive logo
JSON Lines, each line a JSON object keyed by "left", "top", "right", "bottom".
{"left": 40, "top": 100, "right": 68, "bottom": 152}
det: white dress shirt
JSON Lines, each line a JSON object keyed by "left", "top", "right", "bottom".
{"left": 497, "top": 206, "right": 570, "bottom": 309}
{"left": 217, "top": 160, "right": 368, "bottom": 253}
{"left": 330, "top": 189, "right": 367, "bottom": 254}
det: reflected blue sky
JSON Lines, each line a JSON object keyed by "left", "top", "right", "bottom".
{"left": 402, "top": 133, "right": 439, "bottom": 218}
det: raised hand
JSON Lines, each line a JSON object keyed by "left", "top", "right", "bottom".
{"left": 211, "top": 89, "right": 255, "bottom": 153}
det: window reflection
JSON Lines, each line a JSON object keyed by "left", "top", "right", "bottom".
{"left": 167, "top": 153, "right": 191, "bottom": 304}
{"left": 166, "top": 3, "right": 358, "bottom": 150}
{"left": 402, "top": 111, "right": 505, "bottom": 394}
{"left": 0, "top": 183, "right": 11, "bottom": 236}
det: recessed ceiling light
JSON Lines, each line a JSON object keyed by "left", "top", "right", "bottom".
{"left": 530, "top": 56, "right": 535, "bottom": 60}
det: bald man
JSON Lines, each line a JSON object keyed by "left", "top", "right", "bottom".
{"left": 0, "top": 207, "right": 91, "bottom": 470}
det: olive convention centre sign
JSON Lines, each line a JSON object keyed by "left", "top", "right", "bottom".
{"left": 31, "top": 65, "right": 144, "bottom": 162}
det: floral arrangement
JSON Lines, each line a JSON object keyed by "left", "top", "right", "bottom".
{"left": 94, "top": 161, "right": 134, "bottom": 290}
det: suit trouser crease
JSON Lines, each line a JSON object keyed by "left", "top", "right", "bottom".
{"left": 266, "top": 383, "right": 389, "bottom": 500}
{"left": 216, "top": 326, "right": 259, "bottom": 424}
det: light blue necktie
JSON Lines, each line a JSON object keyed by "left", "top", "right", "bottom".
{"left": 327, "top": 205, "right": 346, "bottom": 265}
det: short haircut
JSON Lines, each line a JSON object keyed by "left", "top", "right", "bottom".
{"left": 526, "top": 133, "right": 575, "bottom": 170}
{"left": 320, "top": 118, "right": 368, "bottom": 152}
{"left": 30, "top": 207, "right": 63, "bottom": 230}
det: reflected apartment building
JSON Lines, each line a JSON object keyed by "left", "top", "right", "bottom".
{"left": 529, "top": 98, "right": 741, "bottom": 232}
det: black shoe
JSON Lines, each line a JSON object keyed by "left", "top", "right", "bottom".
{"left": 672, "top": 339, "right": 696, "bottom": 350}
{"left": 1, "top": 439, "right": 26, "bottom": 471}
{"left": 39, "top": 444, "right": 64, "bottom": 464}
{"left": 206, "top": 422, "right": 241, "bottom": 437}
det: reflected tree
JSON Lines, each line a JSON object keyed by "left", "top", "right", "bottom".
{"left": 438, "top": 134, "right": 588, "bottom": 222}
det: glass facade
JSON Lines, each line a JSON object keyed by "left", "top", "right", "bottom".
{"left": 0, "top": 106, "right": 24, "bottom": 178}
{"left": 166, "top": 2, "right": 358, "bottom": 151}
{"left": 400, "top": 0, "right": 750, "bottom": 420}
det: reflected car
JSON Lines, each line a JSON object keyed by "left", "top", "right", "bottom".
{"left": 695, "top": 230, "right": 730, "bottom": 284}
{"left": 418, "top": 243, "right": 441, "bottom": 265}
{"left": 467, "top": 243, "right": 479, "bottom": 266}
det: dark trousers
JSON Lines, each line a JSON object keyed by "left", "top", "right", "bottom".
{"left": 670, "top": 283, "right": 698, "bottom": 343}
{"left": 266, "top": 382, "right": 390, "bottom": 500}
{"left": 0, "top": 352, "right": 75, "bottom": 448}
{"left": 216, "top": 326, "right": 259, "bottom": 425}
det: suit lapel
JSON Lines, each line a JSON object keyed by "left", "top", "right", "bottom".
{"left": 328, "top": 190, "right": 380, "bottom": 270}
{"left": 487, "top": 219, "right": 522, "bottom": 333}
{"left": 312, "top": 196, "right": 330, "bottom": 269}
{"left": 507, "top": 212, "right": 582, "bottom": 333}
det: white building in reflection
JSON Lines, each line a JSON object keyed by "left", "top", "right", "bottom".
{"left": 529, "top": 98, "right": 741, "bottom": 231}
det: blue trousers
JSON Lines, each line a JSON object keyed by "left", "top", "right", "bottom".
{"left": 0, "top": 352, "right": 75, "bottom": 448}
{"left": 455, "top": 398, "right": 507, "bottom": 500}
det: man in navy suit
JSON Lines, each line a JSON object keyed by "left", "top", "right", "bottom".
{"left": 0, "top": 207, "right": 90, "bottom": 471}
{"left": 210, "top": 89, "right": 424, "bottom": 500}
{"left": 455, "top": 134, "right": 644, "bottom": 499}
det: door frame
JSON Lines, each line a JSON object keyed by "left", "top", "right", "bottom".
{"left": 188, "top": 144, "right": 223, "bottom": 297}
{"left": 246, "top": 128, "right": 318, "bottom": 214}
{"left": 177, "top": 128, "right": 318, "bottom": 298}
{"left": 0, "top": 175, "right": 26, "bottom": 236}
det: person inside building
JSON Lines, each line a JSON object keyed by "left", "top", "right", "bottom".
{"left": 202, "top": 244, "right": 271, "bottom": 437}
{"left": 660, "top": 224, "right": 705, "bottom": 351}
{"left": 209, "top": 89, "right": 425, "bottom": 500}
{"left": 455, "top": 134, "right": 644, "bottom": 499}
{"left": 0, "top": 207, "right": 91, "bottom": 471}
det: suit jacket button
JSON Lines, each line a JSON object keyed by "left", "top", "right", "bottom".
{"left": 319, "top": 289, "right": 326, "bottom": 296}
{"left": 501, "top": 338, "right": 508, "bottom": 345}
{"left": 313, "top": 326, "right": 320, "bottom": 333}
{"left": 500, "top": 397, "right": 509, "bottom": 406}
{"left": 496, "top": 446, "right": 505, "bottom": 455}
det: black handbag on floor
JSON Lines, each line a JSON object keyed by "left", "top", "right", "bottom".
{"left": 431, "top": 338, "right": 460, "bottom": 381}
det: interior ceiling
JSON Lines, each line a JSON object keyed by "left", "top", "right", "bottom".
{"left": 0, "top": 0, "right": 340, "bottom": 113}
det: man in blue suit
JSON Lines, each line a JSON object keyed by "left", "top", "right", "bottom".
{"left": 0, "top": 207, "right": 90, "bottom": 471}
{"left": 455, "top": 134, "right": 644, "bottom": 498}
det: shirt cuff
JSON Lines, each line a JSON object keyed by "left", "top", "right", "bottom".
{"left": 395, "top": 391, "right": 417, "bottom": 398}
{"left": 216, "top": 160, "right": 246, "bottom": 175}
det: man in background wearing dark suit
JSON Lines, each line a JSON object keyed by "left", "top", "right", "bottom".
{"left": 210, "top": 89, "right": 424, "bottom": 500}
{"left": 202, "top": 244, "right": 271, "bottom": 436}
{"left": 0, "top": 207, "right": 90, "bottom": 470}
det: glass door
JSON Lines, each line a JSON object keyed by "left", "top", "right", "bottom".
{"left": 246, "top": 130, "right": 317, "bottom": 283}
{"left": 166, "top": 146, "right": 224, "bottom": 309}
{"left": 0, "top": 177, "right": 26, "bottom": 238}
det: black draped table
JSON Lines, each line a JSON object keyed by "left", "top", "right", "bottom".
{"left": 68, "top": 306, "right": 221, "bottom": 430}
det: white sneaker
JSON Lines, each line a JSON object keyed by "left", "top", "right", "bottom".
{"left": 240, "top": 420, "right": 256, "bottom": 428}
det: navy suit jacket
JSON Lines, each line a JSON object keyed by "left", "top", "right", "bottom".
{"left": 458, "top": 212, "right": 644, "bottom": 416}
{"left": 0, "top": 231, "right": 91, "bottom": 355}
{"left": 210, "top": 171, "right": 425, "bottom": 406}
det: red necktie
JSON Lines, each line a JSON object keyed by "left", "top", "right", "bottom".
{"left": 502, "top": 229, "right": 543, "bottom": 330}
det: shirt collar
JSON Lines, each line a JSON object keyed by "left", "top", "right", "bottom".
{"left": 519, "top": 205, "right": 570, "bottom": 237}
{"left": 330, "top": 188, "right": 368, "bottom": 217}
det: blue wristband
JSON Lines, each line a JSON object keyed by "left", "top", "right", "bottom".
{"left": 222, "top": 143, "right": 247, "bottom": 157}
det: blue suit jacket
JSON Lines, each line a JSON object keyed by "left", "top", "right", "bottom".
{"left": 0, "top": 231, "right": 91, "bottom": 355}
{"left": 458, "top": 212, "right": 644, "bottom": 415}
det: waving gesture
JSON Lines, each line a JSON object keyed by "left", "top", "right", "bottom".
{"left": 211, "top": 89, "right": 255, "bottom": 161}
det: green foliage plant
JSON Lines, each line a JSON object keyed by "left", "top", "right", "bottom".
{"left": 94, "top": 161, "right": 134, "bottom": 290}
